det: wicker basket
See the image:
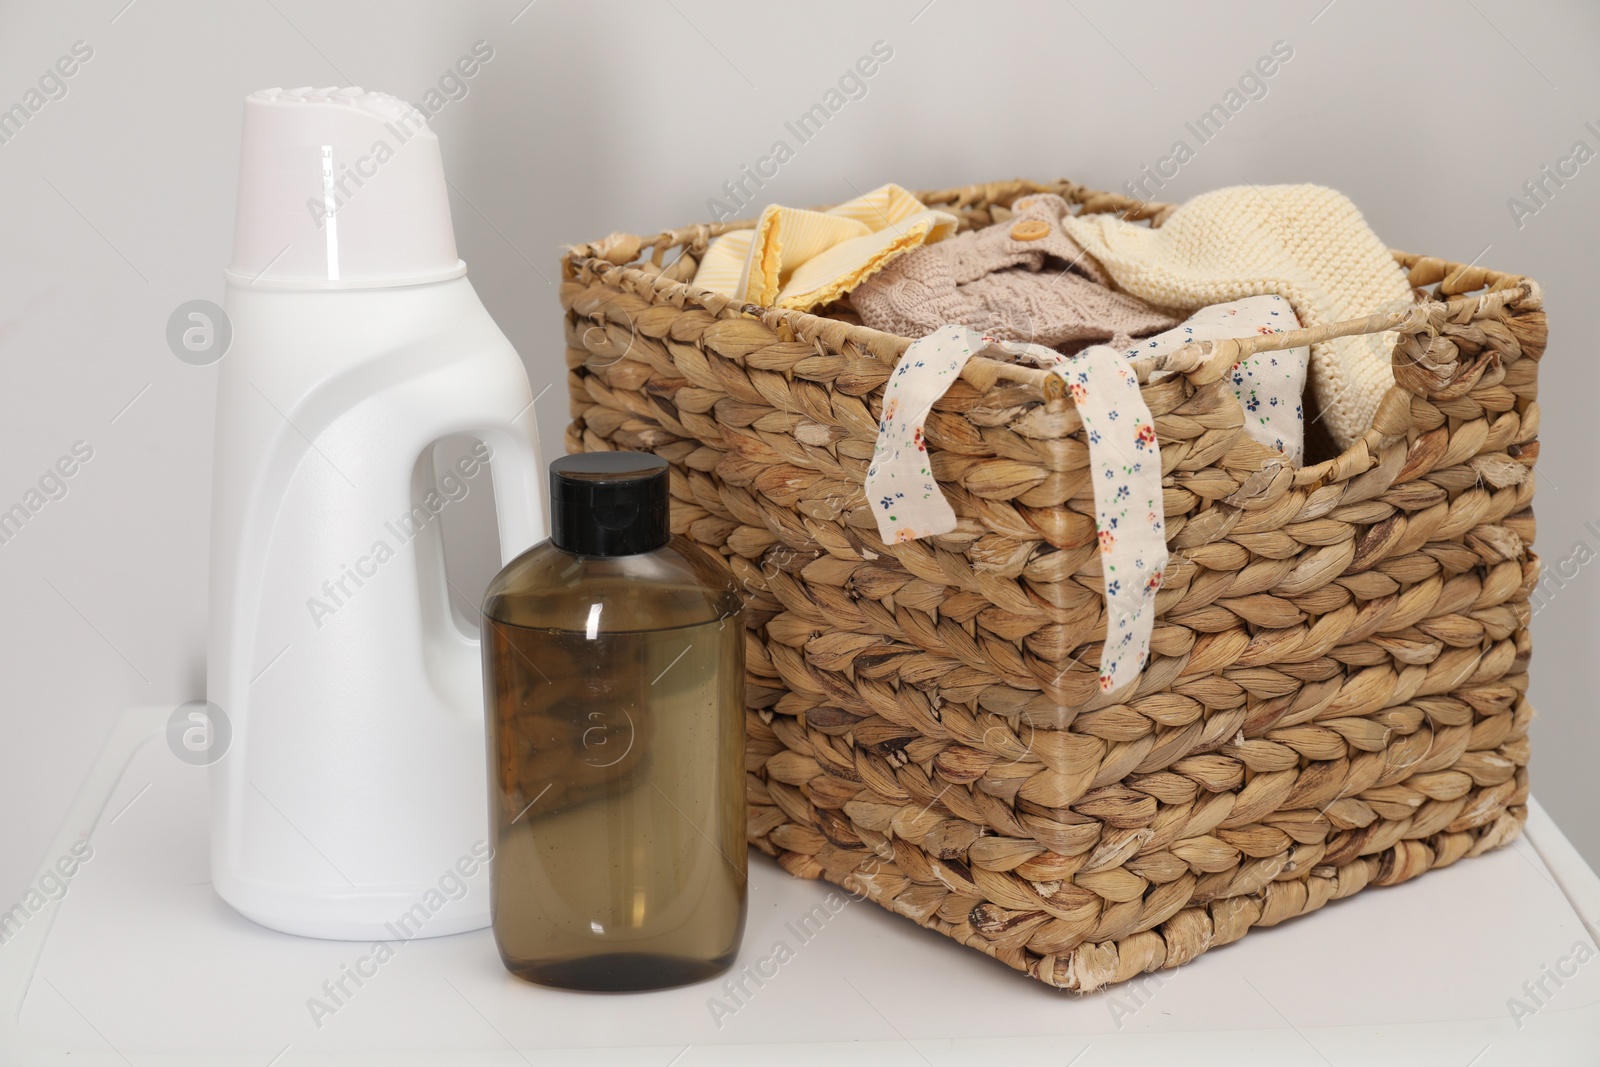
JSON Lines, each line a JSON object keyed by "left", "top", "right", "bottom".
{"left": 558, "top": 178, "right": 1545, "bottom": 991}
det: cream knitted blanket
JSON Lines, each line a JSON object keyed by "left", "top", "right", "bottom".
{"left": 1057, "top": 184, "right": 1414, "bottom": 448}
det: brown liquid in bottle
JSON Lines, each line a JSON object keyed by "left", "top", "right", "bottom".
{"left": 485, "top": 613, "right": 744, "bottom": 990}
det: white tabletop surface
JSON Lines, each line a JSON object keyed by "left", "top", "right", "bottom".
{"left": 3, "top": 705, "right": 1597, "bottom": 1066}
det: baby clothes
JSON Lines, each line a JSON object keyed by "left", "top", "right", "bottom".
{"left": 692, "top": 184, "right": 959, "bottom": 311}
{"left": 866, "top": 326, "right": 1167, "bottom": 695}
{"left": 1055, "top": 184, "right": 1414, "bottom": 449}
{"left": 1134, "top": 295, "right": 1308, "bottom": 464}
{"left": 852, "top": 194, "right": 1180, "bottom": 349}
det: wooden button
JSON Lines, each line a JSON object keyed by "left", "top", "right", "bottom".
{"left": 1010, "top": 219, "right": 1049, "bottom": 241}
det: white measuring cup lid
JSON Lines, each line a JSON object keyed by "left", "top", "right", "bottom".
{"left": 225, "top": 87, "right": 466, "bottom": 289}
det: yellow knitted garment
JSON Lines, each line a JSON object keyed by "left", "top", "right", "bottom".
{"left": 693, "top": 184, "right": 958, "bottom": 312}
{"left": 1057, "top": 184, "right": 1414, "bottom": 449}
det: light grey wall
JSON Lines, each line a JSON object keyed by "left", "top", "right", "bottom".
{"left": 0, "top": 0, "right": 1595, "bottom": 910}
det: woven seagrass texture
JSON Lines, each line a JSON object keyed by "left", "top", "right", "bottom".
{"left": 558, "top": 179, "right": 1546, "bottom": 990}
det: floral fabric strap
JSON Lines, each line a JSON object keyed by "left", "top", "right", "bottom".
{"left": 866, "top": 325, "right": 1166, "bottom": 694}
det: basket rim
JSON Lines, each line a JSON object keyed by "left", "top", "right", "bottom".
{"left": 563, "top": 177, "right": 1540, "bottom": 370}
{"left": 561, "top": 177, "right": 1543, "bottom": 488}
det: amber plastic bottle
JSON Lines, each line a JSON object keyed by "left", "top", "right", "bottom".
{"left": 480, "top": 452, "right": 746, "bottom": 991}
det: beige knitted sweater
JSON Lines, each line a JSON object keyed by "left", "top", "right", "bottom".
{"left": 1057, "top": 184, "right": 1414, "bottom": 448}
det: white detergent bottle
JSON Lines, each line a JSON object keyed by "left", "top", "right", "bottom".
{"left": 207, "top": 87, "right": 544, "bottom": 939}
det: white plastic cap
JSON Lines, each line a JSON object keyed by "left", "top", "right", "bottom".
{"left": 225, "top": 87, "right": 467, "bottom": 289}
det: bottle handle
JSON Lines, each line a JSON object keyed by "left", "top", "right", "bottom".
{"left": 415, "top": 414, "right": 544, "bottom": 718}
{"left": 477, "top": 416, "right": 546, "bottom": 568}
